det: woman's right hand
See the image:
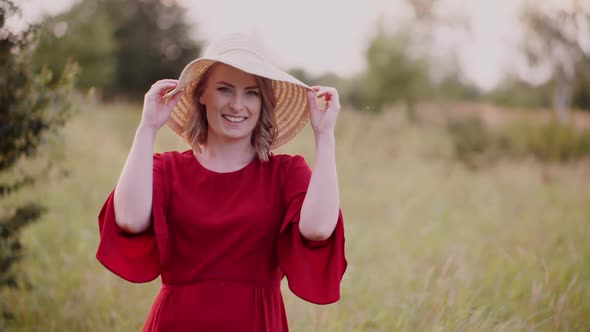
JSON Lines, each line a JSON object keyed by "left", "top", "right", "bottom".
{"left": 140, "top": 79, "right": 184, "bottom": 133}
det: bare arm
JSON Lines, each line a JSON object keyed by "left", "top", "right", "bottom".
{"left": 299, "top": 87, "right": 341, "bottom": 241}
{"left": 299, "top": 133, "right": 340, "bottom": 241}
{"left": 113, "top": 125, "right": 157, "bottom": 233}
{"left": 113, "top": 80, "right": 183, "bottom": 233}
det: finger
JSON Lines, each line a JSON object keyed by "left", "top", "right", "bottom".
{"left": 150, "top": 80, "right": 178, "bottom": 91}
{"left": 159, "top": 85, "right": 177, "bottom": 96}
{"left": 311, "top": 86, "right": 328, "bottom": 99}
{"left": 152, "top": 81, "right": 178, "bottom": 89}
{"left": 311, "top": 85, "right": 336, "bottom": 92}
{"left": 167, "top": 89, "right": 184, "bottom": 105}
{"left": 151, "top": 79, "right": 178, "bottom": 87}
{"left": 306, "top": 90, "right": 319, "bottom": 112}
{"left": 313, "top": 87, "right": 341, "bottom": 109}
{"left": 150, "top": 82, "right": 178, "bottom": 96}
{"left": 148, "top": 82, "right": 178, "bottom": 97}
{"left": 313, "top": 86, "right": 338, "bottom": 98}
{"left": 159, "top": 86, "right": 183, "bottom": 104}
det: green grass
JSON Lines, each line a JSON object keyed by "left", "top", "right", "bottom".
{"left": 2, "top": 99, "right": 590, "bottom": 331}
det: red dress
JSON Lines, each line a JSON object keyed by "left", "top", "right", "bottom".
{"left": 96, "top": 150, "right": 346, "bottom": 331}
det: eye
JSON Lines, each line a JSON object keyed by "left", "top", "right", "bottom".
{"left": 217, "top": 87, "right": 231, "bottom": 93}
{"left": 247, "top": 90, "right": 260, "bottom": 96}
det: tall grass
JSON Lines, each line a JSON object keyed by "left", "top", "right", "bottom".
{"left": 1, "top": 100, "right": 589, "bottom": 331}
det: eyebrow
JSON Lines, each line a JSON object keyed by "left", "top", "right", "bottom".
{"left": 216, "top": 81, "right": 259, "bottom": 90}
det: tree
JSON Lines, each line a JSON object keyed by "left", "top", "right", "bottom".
{"left": 33, "top": 0, "right": 115, "bottom": 92}
{"left": 483, "top": 75, "right": 551, "bottom": 109}
{"left": 105, "top": 0, "right": 201, "bottom": 97}
{"left": 572, "top": 57, "right": 590, "bottom": 111}
{"left": 32, "top": 0, "right": 201, "bottom": 98}
{"left": 521, "top": 0, "right": 590, "bottom": 122}
{"left": 0, "top": 0, "right": 76, "bottom": 317}
{"left": 406, "top": 0, "right": 472, "bottom": 90}
{"left": 360, "top": 1, "right": 473, "bottom": 116}
{"left": 364, "top": 25, "right": 430, "bottom": 119}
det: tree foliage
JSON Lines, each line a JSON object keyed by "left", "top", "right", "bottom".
{"left": 356, "top": 2, "right": 475, "bottom": 115}
{"left": 32, "top": 0, "right": 201, "bottom": 98}
{"left": 33, "top": 0, "right": 115, "bottom": 92}
{"left": 521, "top": 0, "right": 590, "bottom": 119}
{"left": 105, "top": 0, "right": 201, "bottom": 97}
{"left": 0, "top": 0, "right": 76, "bottom": 313}
{"left": 363, "top": 25, "right": 430, "bottom": 118}
{"left": 572, "top": 57, "right": 590, "bottom": 110}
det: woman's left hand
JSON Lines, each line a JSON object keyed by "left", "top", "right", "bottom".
{"left": 307, "top": 86, "right": 341, "bottom": 138}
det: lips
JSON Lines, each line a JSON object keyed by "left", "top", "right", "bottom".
{"left": 222, "top": 114, "right": 248, "bottom": 123}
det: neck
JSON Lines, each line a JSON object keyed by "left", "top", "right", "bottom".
{"left": 196, "top": 133, "right": 256, "bottom": 172}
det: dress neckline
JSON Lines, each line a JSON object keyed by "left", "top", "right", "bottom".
{"left": 189, "top": 149, "right": 259, "bottom": 175}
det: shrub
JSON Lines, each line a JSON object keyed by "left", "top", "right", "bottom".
{"left": 499, "top": 121, "right": 590, "bottom": 162}
{"left": 1, "top": 0, "right": 77, "bottom": 318}
{"left": 447, "top": 116, "right": 590, "bottom": 164}
{"left": 446, "top": 116, "right": 494, "bottom": 163}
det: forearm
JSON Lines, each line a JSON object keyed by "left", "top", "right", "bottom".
{"left": 113, "top": 124, "right": 157, "bottom": 233}
{"left": 299, "top": 133, "right": 340, "bottom": 241}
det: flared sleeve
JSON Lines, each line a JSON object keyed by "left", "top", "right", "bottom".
{"left": 96, "top": 153, "right": 169, "bottom": 283}
{"left": 277, "top": 155, "right": 347, "bottom": 305}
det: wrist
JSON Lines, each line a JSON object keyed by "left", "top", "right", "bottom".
{"left": 136, "top": 123, "right": 159, "bottom": 141}
{"left": 314, "top": 132, "right": 335, "bottom": 153}
{"left": 314, "top": 131, "right": 335, "bottom": 144}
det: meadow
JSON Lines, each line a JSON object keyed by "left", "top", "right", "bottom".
{"left": 1, "top": 99, "right": 590, "bottom": 331}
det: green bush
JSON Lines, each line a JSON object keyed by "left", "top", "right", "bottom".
{"left": 499, "top": 121, "right": 590, "bottom": 162}
{"left": 447, "top": 116, "right": 590, "bottom": 164}
{"left": 1, "top": 0, "right": 77, "bottom": 319}
{"left": 446, "top": 116, "right": 494, "bottom": 163}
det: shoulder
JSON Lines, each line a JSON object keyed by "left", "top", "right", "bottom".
{"left": 154, "top": 149, "right": 193, "bottom": 161}
{"left": 269, "top": 153, "right": 309, "bottom": 170}
{"left": 155, "top": 149, "right": 192, "bottom": 159}
{"left": 269, "top": 153, "right": 311, "bottom": 181}
{"left": 153, "top": 149, "right": 194, "bottom": 170}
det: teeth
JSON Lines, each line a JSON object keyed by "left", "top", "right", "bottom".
{"left": 223, "top": 115, "right": 247, "bottom": 123}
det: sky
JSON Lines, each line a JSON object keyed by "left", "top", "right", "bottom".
{"left": 19, "top": 0, "right": 525, "bottom": 91}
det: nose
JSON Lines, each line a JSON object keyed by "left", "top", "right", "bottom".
{"left": 229, "top": 94, "right": 245, "bottom": 113}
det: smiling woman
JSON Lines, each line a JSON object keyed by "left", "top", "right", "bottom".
{"left": 185, "top": 62, "right": 277, "bottom": 163}
{"left": 95, "top": 33, "right": 347, "bottom": 331}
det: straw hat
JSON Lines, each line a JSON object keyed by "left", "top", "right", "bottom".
{"left": 163, "top": 33, "right": 311, "bottom": 150}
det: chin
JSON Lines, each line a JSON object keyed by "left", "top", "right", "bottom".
{"left": 220, "top": 130, "right": 253, "bottom": 141}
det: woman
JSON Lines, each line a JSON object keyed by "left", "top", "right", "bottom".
{"left": 96, "top": 33, "right": 346, "bottom": 331}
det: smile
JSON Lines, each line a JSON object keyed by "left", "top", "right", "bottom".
{"left": 222, "top": 114, "right": 248, "bottom": 123}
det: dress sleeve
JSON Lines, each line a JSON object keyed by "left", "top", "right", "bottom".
{"left": 96, "top": 153, "right": 169, "bottom": 283}
{"left": 277, "top": 155, "right": 347, "bottom": 304}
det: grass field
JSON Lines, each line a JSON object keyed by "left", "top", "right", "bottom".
{"left": 2, "top": 99, "right": 590, "bottom": 331}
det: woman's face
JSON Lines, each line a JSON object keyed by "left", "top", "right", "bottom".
{"left": 199, "top": 64, "right": 262, "bottom": 144}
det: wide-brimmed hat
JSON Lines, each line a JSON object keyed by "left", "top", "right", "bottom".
{"left": 163, "top": 33, "right": 311, "bottom": 150}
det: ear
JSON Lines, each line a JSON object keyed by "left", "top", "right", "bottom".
{"left": 199, "top": 95, "right": 204, "bottom": 105}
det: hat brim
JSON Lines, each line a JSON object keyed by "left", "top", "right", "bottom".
{"left": 163, "top": 55, "right": 312, "bottom": 150}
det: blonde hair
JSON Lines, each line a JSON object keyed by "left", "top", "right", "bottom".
{"left": 183, "top": 63, "right": 277, "bottom": 162}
